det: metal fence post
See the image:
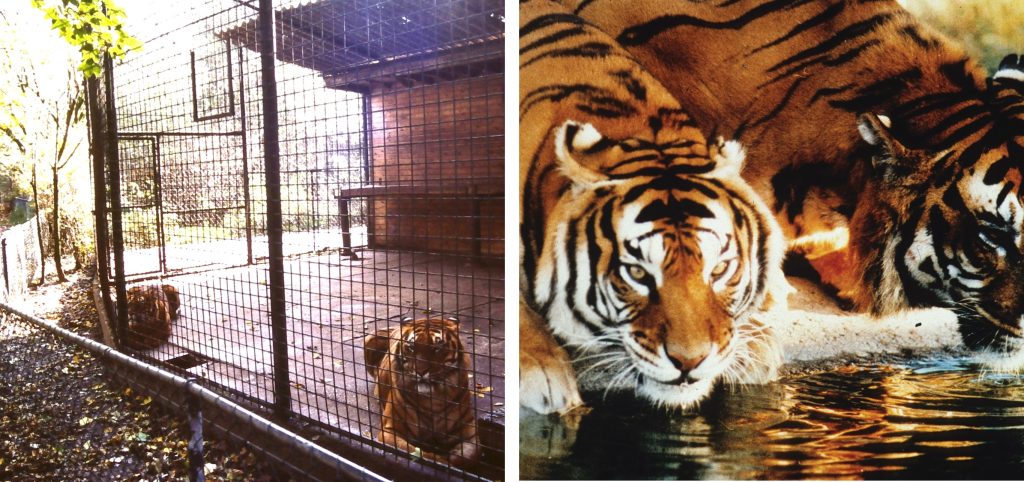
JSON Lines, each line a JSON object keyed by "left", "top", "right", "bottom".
{"left": 186, "top": 382, "right": 206, "bottom": 482}
{"left": 257, "top": 0, "right": 291, "bottom": 420}
{"left": 2, "top": 238, "right": 9, "bottom": 294}
{"left": 238, "top": 45, "right": 254, "bottom": 266}
{"left": 103, "top": 54, "right": 129, "bottom": 347}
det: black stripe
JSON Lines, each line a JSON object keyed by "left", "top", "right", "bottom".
{"left": 608, "top": 163, "right": 716, "bottom": 180}
{"left": 612, "top": 69, "right": 647, "bottom": 103}
{"left": 918, "top": 255, "right": 941, "bottom": 281}
{"left": 585, "top": 209, "right": 602, "bottom": 319}
{"left": 940, "top": 116, "right": 994, "bottom": 152}
{"left": 617, "top": 0, "right": 810, "bottom": 46}
{"left": 807, "top": 83, "right": 855, "bottom": 106}
{"left": 892, "top": 93, "right": 968, "bottom": 121}
{"left": 750, "top": 76, "right": 808, "bottom": 128}
{"left": 600, "top": 199, "right": 620, "bottom": 269}
{"left": 939, "top": 59, "right": 982, "bottom": 93}
{"left": 767, "top": 13, "right": 894, "bottom": 74}
{"left": 996, "top": 181, "right": 1015, "bottom": 208}
{"left": 622, "top": 176, "right": 720, "bottom": 203}
{"left": 520, "top": 13, "right": 585, "bottom": 39}
{"left": 750, "top": 2, "right": 844, "bottom": 54}
{"left": 928, "top": 206, "right": 952, "bottom": 268}
{"left": 520, "top": 84, "right": 637, "bottom": 120}
{"left": 983, "top": 156, "right": 1013, "bottom": 185}
{"left": 942, "top": 183, "right": 968, "bottom": 214}
{"left": 636, "top": 198, "right": 715, "bottom": 224}
{"left": 606, "top": 154, "right": 660, "bottom": 172}
{"left": 761, "top": 38, "right": 882, "bottom": 88}
{"left": 521, "top": 26, "right": 588, "bottom": 57}
{"left": 520, "top": 41, "right": 619, "bottom": 71}
{"left": 573, "top": 0, "right": 598, "bottom": 14}
{"left": 900, "top": 25, "right": 937, "bottom": 49}
{"left": 828, "top": 68, "right": 923, "bottom": 113}
{"left": 921, "top": 102, "right": 988, "bottom": 141}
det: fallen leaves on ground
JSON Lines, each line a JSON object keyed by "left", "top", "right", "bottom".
{"left": 0, "top": 269, "right": 284, "bottom": 481}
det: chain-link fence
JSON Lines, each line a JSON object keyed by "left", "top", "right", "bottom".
{"left": 88, "top": 1, "right": 504, "bottom": 479}
{"left": 0, "top": 216, "right": 45, "bottom": 303}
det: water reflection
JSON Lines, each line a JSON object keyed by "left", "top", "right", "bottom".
{"left": 521, "top": 358, "right": 1024, "bottom": 480}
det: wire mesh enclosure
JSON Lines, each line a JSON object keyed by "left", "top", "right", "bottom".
{"left": 89, "top": 1, "right": 504, "bottom": 479}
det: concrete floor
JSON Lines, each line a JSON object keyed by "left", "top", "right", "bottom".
{"left": 124, "top": 244, "right": 504, "bottom": 449}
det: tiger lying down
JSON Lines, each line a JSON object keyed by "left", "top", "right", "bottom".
{"left": 363, "top": 318, "right": 479, "bottom": 468}
{"left": 519, "top": 0, "right": 789, "bottom": 415}
{"left": 123, "top": 284, "right": 180, "bottom": 350}
{"left": 565, "top": 0, "right": 1024, "bottom": 369}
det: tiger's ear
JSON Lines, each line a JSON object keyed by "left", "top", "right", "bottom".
{"left": 553, "top": 120, "right": 620, "bottom": 190}
{"left": 993, "top": 53, "right": 1024, "bottom": 92}
{"left": 857, "top": 113, "right": 910, "bottom": 171}
{"left": 709, "top": 136, "right": 745, "bottom": 178}
{"left": 363, "top": 328, "right": 393, "bottom": 373}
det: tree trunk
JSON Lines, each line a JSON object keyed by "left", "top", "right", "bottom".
{"left": 32, "top": 165, "right": 46, "bottom": 285}
{"left": 52, "top": 165, "right": 66, "bottom": 282}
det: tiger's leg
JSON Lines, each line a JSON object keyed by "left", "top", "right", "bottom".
{"left": 760, "top": 256, "right": 794, "bottom": 313}
{"left": 789, "top": 226, "right": 860, "bottom": 307}
{"left": 519, "top": 300, "right": 583, "bottom": 415}
{"left": 448, "top": 432, "right": 480, "bottom": 469}
{"left": 730, "top": 313, "right": 783, "bottom": 384}
{"left": 379, "top": 402, "right": 421, "bottom": 456}
{"left": 380, "top": 427, "right": 419, "bottom": 456}
{"left": 788, "top": 226, "right": 849, "bottom": 260}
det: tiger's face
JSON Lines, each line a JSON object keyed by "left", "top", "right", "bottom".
{"left": 391, "top": 318, "right": 467, "bottom": 398}
{"left": 858, "top": 110, "right": 1024, "bottom": 356}
{"left": 533, "top": 121, "right": 783, "bottom": 407}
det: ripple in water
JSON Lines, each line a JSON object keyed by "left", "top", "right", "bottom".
{"left": 520, "top": 358, "right": 1024, "bottom": 480}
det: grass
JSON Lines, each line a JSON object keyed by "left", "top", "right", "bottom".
{"left": 901, "top": 0, "right": 1024, "bottom": 72}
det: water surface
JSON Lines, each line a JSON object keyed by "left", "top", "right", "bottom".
{"left": 520, "top": 357, "right": 1024, "bottom": 479}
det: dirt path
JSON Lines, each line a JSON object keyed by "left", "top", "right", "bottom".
{"left": 0, "top": 270, "right": 282, "bottom": 481}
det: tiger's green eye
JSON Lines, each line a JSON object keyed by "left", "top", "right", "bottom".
{"left": 627, "top": 265, "right": 647, "bottom": 282}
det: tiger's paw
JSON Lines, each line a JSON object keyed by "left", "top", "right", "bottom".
{"left": 447, "top": 439, "right": 481, "bottom": 469}
{"left": 520, "top": 342, "right": 583, "bottom": 415}
{"left": 730, "top": 314, "right": 782, "bottom": 384}
{"left": 808, "top": 247, "right": 861, "bottom": 308}
{"left": 520, "top": 301, "right": 584, "bottom": 414}
{"left": 761, "top": 275, "right": 795, "bottom": 312}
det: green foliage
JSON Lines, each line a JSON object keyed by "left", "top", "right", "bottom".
{"left": 9, "top": 201, "right": 33, "bottom": 226}
{"left": 30, "top": 0, "right": 142, "bottom": 78}
{"left": 902, "top": 0, "right": 1024, "bottom": 73}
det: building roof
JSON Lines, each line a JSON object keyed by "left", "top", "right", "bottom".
{"left": 219, "top": 0, "right": 504, "bottom": 91}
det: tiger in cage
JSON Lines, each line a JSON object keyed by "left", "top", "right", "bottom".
{"left": 363, "top": 317, "right": 479, "bottom": 468}
{"left": 122, "top": 284, "right": 180, "bottom": 350}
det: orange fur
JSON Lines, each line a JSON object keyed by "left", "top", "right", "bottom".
{"left": 364, "top": 318, "right": 479, "bottom": 468}
{"left": 519, "top": 0, "right": 787, "bottom": 414}
{"left": 123, "top": 284, "right": 179, "bottom": 350}
{"left": 565, "top": 0, "right": 1024, "bottom": 318}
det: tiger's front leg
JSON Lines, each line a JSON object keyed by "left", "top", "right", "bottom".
{"left": 448, "top": 435, "right": 480, "bottom": 469}
{"left": 519, "top": 300, "right": 583, "bottom": 415}
{"left": 789, "top": 226, "right": 861, "bottom": 309}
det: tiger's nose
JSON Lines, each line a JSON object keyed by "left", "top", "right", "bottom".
{"left": 666, "top": 350, "right": 709, "bottom": 374}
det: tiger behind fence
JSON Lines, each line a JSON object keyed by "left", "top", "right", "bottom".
{"left": 520, "top": 0, "right": 788, "bottom": 415}
{"left": 123, "top": 284, "right": 180, "bottom": 350}
{"left": 565, "top": 0, "right": 1024, "bottom": 364}
{"left": 363, "top": 318, "right": 479, "bottom": 468}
